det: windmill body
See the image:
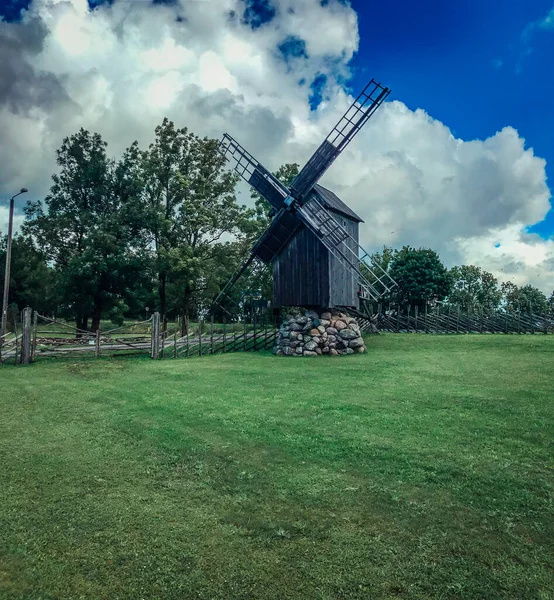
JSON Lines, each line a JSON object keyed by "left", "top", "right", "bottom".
{"left": 215, "top": 79, "right": 397, "bottom": 319}
{"left": 255, "top": 184, "right": 362, "bottom": 310}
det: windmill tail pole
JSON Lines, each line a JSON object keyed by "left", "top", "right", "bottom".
{"left": 212, "top": 253, "right": 257, "bottom": 311}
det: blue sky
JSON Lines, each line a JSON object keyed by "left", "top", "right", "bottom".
{"left": 349, "top": 0, "right": 554, "bottom": 238}
{"left": 1, "top": 0, "right": 552, "bottom": 240}
{"left": 0, "top": 0, "right": 552, "bottom": 291}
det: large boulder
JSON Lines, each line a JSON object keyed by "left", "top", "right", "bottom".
{"left": 335, "top": 320, "right": 347, "bottom": 331}
{"left": 349, "top": 337, "right": 365, "bottom": 349}
{"left": 304, "top": 340, "right": 318, "bottom": 351}
{"left": 339, "top": 328, "right": 358, "bottom": 340}
{"left": 326, "top": 326, "right": 338, "bottom": 336}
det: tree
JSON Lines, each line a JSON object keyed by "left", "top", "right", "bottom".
{"left": 140, "top": 118, "right": 249, "bottom": 332}
{"left": 389, "top": 246, "right": 451, "bottom": 309}
{"left": 448, "top": 265, "right": 502, "bottom": 313}
{"left": 0, "top": 234, "right": 57, "bottom": 316}
{"left": 548, "top": 291, "right": 554, "bottom": 312}
{"left": 24, "top": 128, "right": 147, "bottom": 332}
{"left": 501, "top": 282, "right": 548, "bottom": 314}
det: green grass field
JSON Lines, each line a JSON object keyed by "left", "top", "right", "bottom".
{"left": 1, "top": 335, "right": 553, "bottom": 599}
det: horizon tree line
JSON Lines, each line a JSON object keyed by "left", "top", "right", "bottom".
{"left": 1, "top": 120, "right": 553, "bottom": 330}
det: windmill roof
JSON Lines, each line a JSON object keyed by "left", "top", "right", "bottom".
{"left": 312, "top": 184, "right": 364, "bottom": 223}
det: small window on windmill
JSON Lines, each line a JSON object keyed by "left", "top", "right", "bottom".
{"left": 342, "top": 219, "right": 347, "bottom": 227}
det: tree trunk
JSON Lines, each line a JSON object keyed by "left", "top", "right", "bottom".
{"left": 91, "top": 296, "right": 102, "bottom": 333}
{"left": 180, "top": 285, "right": 193, "bottom": 337}
{"left": 158, "top": 273, "right": 167, "bottom": 333}
{"left": 76, "top": 308, "right": 88, "bottom": 339}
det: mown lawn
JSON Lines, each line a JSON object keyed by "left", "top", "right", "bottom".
{"left": 1, "top": 335, "right": 553, "bottom": 599}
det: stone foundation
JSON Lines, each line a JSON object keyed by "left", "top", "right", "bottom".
{"left": 274, "top": 309, "right": 366, "bottom": 356}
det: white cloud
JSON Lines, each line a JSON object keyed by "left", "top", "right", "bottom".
{"left": 0, "top": 0, "right": 552, "bottom": 294}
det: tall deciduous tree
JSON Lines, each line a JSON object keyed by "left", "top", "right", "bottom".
{"left": 448, "top": 265, "right": 502, "bottom": 313}
{"left": 389, "top": 246, "right": 451, "bottom": 309}
{"left": 0, "top": 234, "right": 57, "bottom": 315}
{"left": 501, "top": 282, "right": 548, "bottom": 314}
{"left": 24, "top": 128, "right": 146, "bottom": 332}
{"left": 140, "top": 118, "right": 248, "bottom": 331}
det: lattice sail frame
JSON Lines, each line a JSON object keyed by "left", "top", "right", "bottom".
{"left": 214, "top": 77, "right": 397, "bottom": 313}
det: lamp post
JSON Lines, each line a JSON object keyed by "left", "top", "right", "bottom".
{"left": 1, "top": 188, "right": 28, "bottom": 338}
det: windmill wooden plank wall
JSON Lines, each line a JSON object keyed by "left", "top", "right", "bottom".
{"left": 272, "top": 207, "right": 360, "bottom": 309}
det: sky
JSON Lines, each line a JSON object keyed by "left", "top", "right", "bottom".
{"left": 0, "top": 0, "right": 553, "bottom": 294}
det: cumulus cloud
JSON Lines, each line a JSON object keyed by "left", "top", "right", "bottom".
{"left": 0, "top": 0, "right": 552, "bottom": 293}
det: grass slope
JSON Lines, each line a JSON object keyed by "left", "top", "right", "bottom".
{"left": 1, "top": 335, "right": 553, "bottom": 599}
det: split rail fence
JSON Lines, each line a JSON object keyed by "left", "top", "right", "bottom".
{"left": 0, "top": 309, "right": 278, "bottom": 366}
{"left": 372, "top": 304, "right": 554, "bottom": 335}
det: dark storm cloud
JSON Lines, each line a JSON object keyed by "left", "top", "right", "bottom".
{"left": 0, "top": 16, "right": 71, "bottom": 114}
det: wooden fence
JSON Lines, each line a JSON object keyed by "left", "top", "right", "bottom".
{"left": 0, "top": 309, "right": 278, "bottom": 366}
{"left": 373, "top": 304, "right": 554, "bottom": 334}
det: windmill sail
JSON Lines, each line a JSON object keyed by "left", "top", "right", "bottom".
{"left": 219, "top": 134, "right": 290, "bottom": 211}
{"left": 297, "top": 195, "right": 396, "bottom": 301}
{"left": 290, "top": 79, "right": 390, "bottom": 202}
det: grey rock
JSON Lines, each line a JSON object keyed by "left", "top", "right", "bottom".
{"left": 339, "top": 328, "right": 358, "bottom": 340}
{"left": 321, "top": 312, "right": 332, "bottom": 321}
{"left": 303, "top": 350, "right": 318, "bottom": 357}
{"left": 290, "top": 330, "right": 299, "bottom": 340}
{"left": 290, "top": 341, "right": 298, "bottom": 349}
{"left": 327, "top": 334, "right": 336, "bottom": 343}
{"left": 302, "top": 320, "right": 313, "bottom": 331}
{"left": 345, "top": 348, "right": 355, "bottom": 355}
{"left": 283, "top": 346, "right": 293, "bottom": 356}
{"left": 305, "top": 310, "right": 319, "bottom": 320}
{"left": 349, "top": 337, "right": 365, "bottom": 349}
{"left": 297, "top": 334, "right": 303, "bottom": 341}
{"left": 281, "top": 330, "right": 290, "bottom": 339}
{"left": 315, "top": 347, "right": 323, "bottom": 355}
{"left": 335, "top": 320, "right": 347, "bottom": 331}
{"left": 296, "top": 347, "right": 303, "bottom": 355}
{"left": 330, "top": 348, "right": 339, "bottom": 356}
{"left": 322, "top": 346, "right": 330, "bottom": 354}
{"left": 296, "top": 316, "right": 308, "bottom": 325}
{"left": 311, "top": 336, "right": 320, "bottom": 345}
{"left": 319, "top": 319, "right": 330, "bottom": 327}
{"left": 304, "top": 340, "right": 317, "bottom": 351}
{"left": 317, "top": 325, "right": 325, "bottom": 334}
{"left": 326, "top": 327, "right": 338, "bottom": 336}
{"left": 288, "top": 322, "right": 303, "bottom": 332}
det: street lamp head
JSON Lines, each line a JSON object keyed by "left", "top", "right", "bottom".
{"left": 20, "top": 188, "right": 28, "bottom": 193}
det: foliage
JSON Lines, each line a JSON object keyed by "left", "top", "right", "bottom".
{"left": 23, "top": 128, "right": 147, "bottom": 332}
{"left": 1, "top": 336, "right": 553, "bottom": 599}
{"left": 0, "top": 234, "right": 57, "bottom": 315}
{"left": 389, "top": 246, "right": 451, "bottom": 308}
{"left": 447, "top": 265, "right": 502, "bottom": 313}
{"left": 139, "top": 118, "right": 249, "bottom": 331}
{"left": 501, "top": 281, "right": 548, "bottom": 314}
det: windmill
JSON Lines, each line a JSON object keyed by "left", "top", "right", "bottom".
{"left": 214, "top": 78, "right": 397, "bottom": 323}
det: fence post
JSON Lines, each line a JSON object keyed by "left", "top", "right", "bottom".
{"left": 243, "top": 318, "right": 247, "bottom": 351}
{"left": 174, "top": 332, "right": 177, "bottom": 358}
{"left": 32, "top": 310, "right": 38, "bottom": 361}
{"left": 151, "top": 312, "right": 160, "bottom": 359}
{"left": 223, "top": 321, "right": 227, "bottom": 353}
{"left": 20, "top": 307, "right": 32, "bottom": 365}
{"left": 414, "top": 305, "right": 418, "bottom": 333}
{"left": 424, "top": 304, "right": 428, "bottom": 333}
{"left": 13, "top": 313, "right": 18, "bottom": 364}
{"left": 456, "top": 306, "right": 460, "bottom": 334}
{"left": 95, "top": 329, "right": 101, "bottom": 358}
{"left": 186, "top": 316, "right": 190, "bottom": 358}
{"left": 199, "top": 320, "right": 203, "bottom": 357}
{"left": 210, "top": 316, "right": 214, "bottom": 354}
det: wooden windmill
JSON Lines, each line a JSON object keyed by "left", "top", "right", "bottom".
{"left": 214, "top": 79, "right": 397, "bottom": 316}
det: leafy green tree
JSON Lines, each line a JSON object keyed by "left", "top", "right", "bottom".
{"left": 548, "top": 291, "right": 554, "bottom": 312}
{"left": 389, "top": 246, "right": 451, "bottom": 309}
{"left": 24, "top": 128, "right": 147, "bottom": 332}
{"left": 0, "top": 234, "right": 57, "bottom": 315}
{"left": 140, "top": 118, "right": 249, "bottom": 331}
{"left": 448, "top": 265, "right": 502, "bottom": 313}
{"left": 501, "top": 282, "right": 548, "bottom": 314}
